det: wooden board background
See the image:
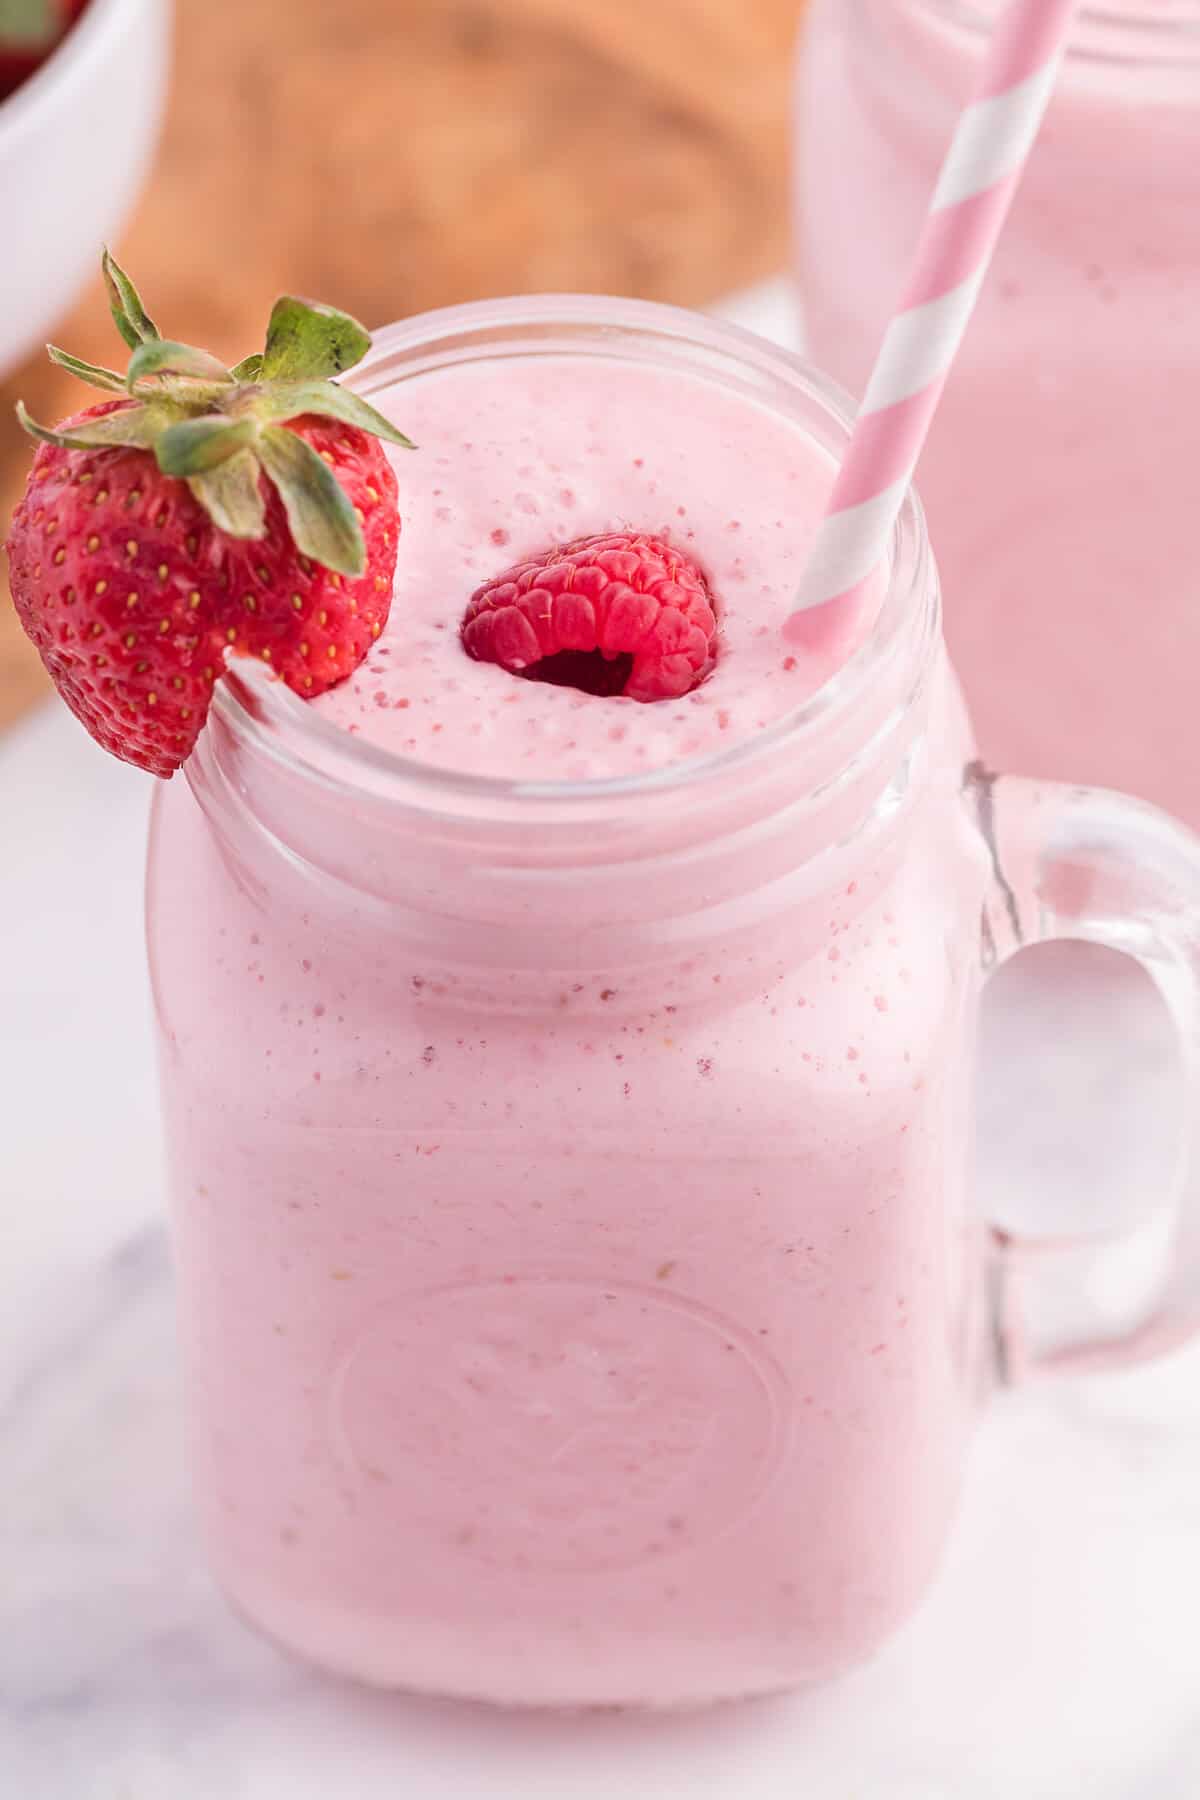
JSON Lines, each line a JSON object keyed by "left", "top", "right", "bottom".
{"left": 0, "top": 0, "right": 803, "bottom": 730}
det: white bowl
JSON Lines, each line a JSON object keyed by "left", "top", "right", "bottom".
{"left": 0, "top": 0, "right": 169, "bottom": 379}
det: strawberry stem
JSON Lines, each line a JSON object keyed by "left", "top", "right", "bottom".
{"left": 17, "top": 250, "right": 414, "bottom": 575}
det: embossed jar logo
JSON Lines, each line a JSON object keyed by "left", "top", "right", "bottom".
{"left": 329, "top": 1277, "right": 785, "bottom": 1571}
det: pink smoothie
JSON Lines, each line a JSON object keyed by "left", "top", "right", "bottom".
{"left": 149, "top": 308, "right": 989, "bottom": 1706}
{"left": 313, "top": 355, "right": 851, "bottom": 780}
{"left": 798, "top": 0, "right": 1200, "bottom": 821}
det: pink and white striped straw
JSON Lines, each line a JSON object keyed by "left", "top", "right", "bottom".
{"left": 786, "top": 0, "right": 1080, "bottom": 638}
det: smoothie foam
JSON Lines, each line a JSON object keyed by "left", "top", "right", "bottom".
{"left": 312, "top": 354, "right": 848, "bottom": 778}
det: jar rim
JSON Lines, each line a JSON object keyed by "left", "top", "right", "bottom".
{"left": 909, "top": 0, "right": 1200, "bottom": 65}
{"left": 207, "top": 295, "right": 937, "bottom": 824}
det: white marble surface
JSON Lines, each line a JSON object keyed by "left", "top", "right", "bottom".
{"left": 5, "top": 283, "right": 1200, "bottom": 1799}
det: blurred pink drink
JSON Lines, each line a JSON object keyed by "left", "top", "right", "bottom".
{"left": 799, "top": 0, "right": 1200, "bottom": 819}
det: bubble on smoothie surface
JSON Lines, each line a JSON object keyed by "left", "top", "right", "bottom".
{"left": 311, "top": 353, "right": 857, "bottom": 778}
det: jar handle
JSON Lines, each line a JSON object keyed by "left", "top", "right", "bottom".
{"left": 970, "top": 761, "right": 1200, "bottom": 1381}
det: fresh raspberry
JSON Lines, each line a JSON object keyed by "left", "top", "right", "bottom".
{"left": 5, "top": 251, "right": 411, "bottom": 777}
{"left": 461, "top": 531, "right": 718, "bottom": 702}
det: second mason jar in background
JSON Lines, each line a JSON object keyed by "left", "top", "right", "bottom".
{"left": 796, "top": 0, "right": 1200, "bottom": 823}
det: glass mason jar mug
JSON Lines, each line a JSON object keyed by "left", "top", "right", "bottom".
{"left": 796, "top": 0, "right": 1200, "bottom": 824}
{"left": 147, "top": 300, "right": 1200, "bottom": 1709}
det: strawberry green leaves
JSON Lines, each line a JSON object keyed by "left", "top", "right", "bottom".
{"left": 258, "top": 426, "right": 365, "bottom": 576}
{"left": 187, "top": 451, "right": 267, "bottom": 541}
{"left": 15, "top": 400, "right": 160, "bottom": 451}
{"left": 16, "top": 251, "right": 413, "bottom": 575}
{"left": 154, "top": 415, "right": 259, "bottom": 477}
{"left": 126, "top": 339, "right": 235, "bottom": 392}
{"left": 261, "top": 297, "right": 372, "bottom": 382}
{"left": 45, "top": 347, "right": 128, "bottom": 393}
{"left": 256, "top": 379, "right": 414, "bottom": 448}
{"left": 102, "top": 248, "right": 160, "bottom": 351}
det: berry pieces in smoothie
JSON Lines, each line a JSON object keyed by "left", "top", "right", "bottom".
{"left": 5, "top": 252, "right": 412, "bottom": 777}
{"left": 461, "top": 530, "right": 718, "bottom": 701}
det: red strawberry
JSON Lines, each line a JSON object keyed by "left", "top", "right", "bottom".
{"left": 0, "top": 50, "right": 39, "bottom": 101}
{"left": 0, "top": 0, "right": 87, "bottom": 102}
{"left": 5, "top": 251, "right": 411, "bottom": 776}
{"left": 462, "top": 531, "right": 718, "bottom": 702}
